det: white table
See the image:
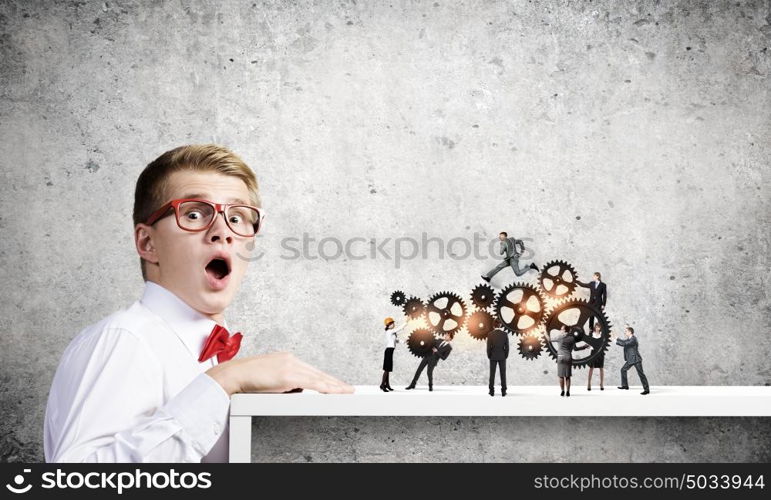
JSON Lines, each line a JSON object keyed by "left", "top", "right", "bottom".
{"left": 228, "top": 385, "right": 771, "bottom": 462}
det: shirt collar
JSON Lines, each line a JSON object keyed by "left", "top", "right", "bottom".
{"left": 139, "top": 280, "right": 230, "bottom": 362}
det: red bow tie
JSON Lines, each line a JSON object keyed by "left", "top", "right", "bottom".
{"left": 198, "top": 324, "right": 242, "bottom": 363}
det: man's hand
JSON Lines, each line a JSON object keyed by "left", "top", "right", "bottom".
{"left": 432, "top": 347, "right": 437, "bottom": 352}
{"left": 206, "top": 352, "right": 354, "bottom": 396}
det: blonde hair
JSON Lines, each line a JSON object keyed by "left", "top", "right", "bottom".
{"left": 133, "top": 144, "right": 261, "bottom": 280}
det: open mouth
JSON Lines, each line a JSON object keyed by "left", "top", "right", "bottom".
{"left": 205, "top": 258, "right": 231, "bottom": 280}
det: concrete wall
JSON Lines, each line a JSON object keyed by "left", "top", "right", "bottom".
{"left": 1, "top": 0, "right": 769, "bottom": 462}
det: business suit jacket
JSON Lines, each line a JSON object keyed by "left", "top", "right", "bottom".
{"left": 429, "top": 339, "right": 452, "bottom": 365}
{"left": 616, "top": 335, "right": 642, "bottom": 364}
{"left": 549, "top": 330, "right": 578, "bottom": 360}
{"left": 578, "top": 280, "right": 607, "bottom": 307}
{"left": 500, "top": 237, "right": 524, "bottom": 261}
{"left": 487, "top": 329, "right": 509, "bottom": 361}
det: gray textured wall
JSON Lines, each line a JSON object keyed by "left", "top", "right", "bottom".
{"left": 1, "top": 0, "right": 769, "bottom": 462}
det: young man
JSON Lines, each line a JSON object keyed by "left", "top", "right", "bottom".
{"left": 405, "top": 332, "right": 453, "bottom": 391}
{"left": 615, "top": 326, "right": 650, "bottom": 395}
{"left": 577, "top": 272, "right": 607, "bottom": 329}
{"left": 44, "top": 145, "right": 353, "bottom": 463}
{"left": 486, "top": 319, "right": 509, "bottom": 397}
{"left": 481, "top": 231, "right": 538, "bottom": 283}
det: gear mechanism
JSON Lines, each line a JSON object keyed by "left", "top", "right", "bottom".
{"left": 466, "top": 309, "right": 494, "bottom": 340}
{"left": 541, "top": 298, "right": 612, "bottom": 368}
{"left": 406, "top": 327, "right": 437, "bottom": 358}
{"left": 518, "top": 334, "right": 542, "bottom": 360}
{"left": 425, "top": 291, "right": 468, "bottom": 336}
{"left": 390, "top": 290, "right": 407, "bottom": 307}
{"left": 402, "top": 296, "right": 426, "bottom": 319}
{"left": 494, "top": 282, "right": 546, "bottom": 335}
{"left": 538, "top": 260, "right": 579, "bottom": 300}
{"left": 470, "top": 283, "right": 496, "bottom": 310}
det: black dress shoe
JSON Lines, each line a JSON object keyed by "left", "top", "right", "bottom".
{"left": 386, "top": 385, "right": 394, "bottom": 391}
{"left": 405, "top": 385, "right": 415, "bottom": 390}
{"left": 617, "top": 386, "right": 629, "bottom": 390}
{"left": 501, "top": 391, "right": 506, "bottom": 397}
{"left": 489, "top": 389, "right": 494, "bottom": 396}
{"left": 481, "top": 275, "right": 491, "bottom": 283}
{"left": 560, "top": 390, "right": 565, "bottom": 397}
{"left": 566, "top": 391, "right": 571, "bottom": 397}
{"left": 529, "top": 263, "right": 539, "bottom": 271}
{"left": 641, "top": 390, "right": 650, "bottom": 395}
{"left": 587, "top": 387, "right": 592, "bottom": 391}
{"left": 600, "top": 386, "right": 604, "bottom": 391}
{"left": 380, "top": 385, "right": 388, "bottom": 392}
{"left": 428, "top": 386, "right": 433, "bottom": 392}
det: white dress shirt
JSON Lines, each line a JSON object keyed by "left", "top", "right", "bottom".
{"left": 384, "top": 322, "right": 407, "bottom": 348}
{"left": 44, "top": 280, "right": 233, "bottom": 463}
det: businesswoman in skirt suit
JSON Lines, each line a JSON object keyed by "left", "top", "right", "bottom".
{"left": 549, "top": 325, "right": 583, "bottom": 397}
{"left": 585, "top": 322, "right": 606, "bottom": 391}
{"left": 381, "top": 317, "right": 408, "bottom": 392}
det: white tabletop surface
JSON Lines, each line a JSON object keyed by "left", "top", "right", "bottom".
{"left": 230, "top": 385, "right": 771, "bottom": 417}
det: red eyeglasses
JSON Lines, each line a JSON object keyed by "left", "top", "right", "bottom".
{"left": 144, "top": 199, "right": 264, "bottom": 237}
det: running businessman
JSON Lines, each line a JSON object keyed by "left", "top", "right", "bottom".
{"left": 482, "top": 231, "right": 539, "bottom": 283}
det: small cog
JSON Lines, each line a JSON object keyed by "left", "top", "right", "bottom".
{"left": 390, "top": 290, "right": 407, "bottom": 306}
{"left": 518, "top": 335, "right": 542, "bottom": 360}
{"left": 402, "top": 296, "right": 426, "bottom": 319}
{"left": 406, "top": 327, "right": 437, "bottom": 358}
{"left": 470, "top": 283, "right": 496, "bottom": 310}
{"left": 466, "top": 309, "right": 494, "bottom": 340}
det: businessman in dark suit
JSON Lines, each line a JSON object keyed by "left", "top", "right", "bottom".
{"left": 487, "top": 319, "right": 509, "bottom": 397}
{"left": 577, "top": 272, "right": 607, "bottom": 329}
{"left": 406, "top": 332, "right": 453, "bottom": 391}
{"left": 615, "top": 326, "right": 650, "bottom": 395}
{"left": 481, "top": 231, "right": 538, "bottom": 283}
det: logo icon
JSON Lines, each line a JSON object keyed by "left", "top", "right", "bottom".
{"left": 6, "top": 469, "right": 32, "bottom": 494}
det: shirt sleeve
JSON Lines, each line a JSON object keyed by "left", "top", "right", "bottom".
{"left": 45, "top": 327, "right": 231, "bottom": 463}
{"left": 394, "top": 322, "right": 409, "bottom": 333}
{"left": 549, "top": 331, "right": 567, "bottom": 342}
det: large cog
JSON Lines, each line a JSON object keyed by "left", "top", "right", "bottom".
{"left": 406, "top": 327, "right": 437, "bottom": 358}
{"left": 494, "top": 282, "right": 546, "bottom": 336}
{"left": 538, "top": 260, "right": 579, "bottom": 300}
{"left": 541, "top": 298, "right": 612, "bottom": 368}
{"left": 425, "top": 291, "right": 468, "bottom": 336}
